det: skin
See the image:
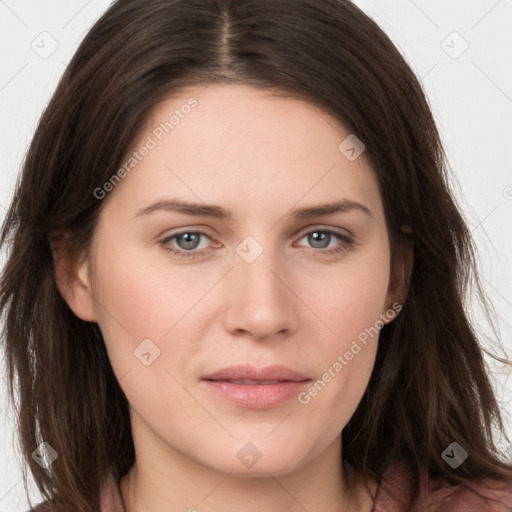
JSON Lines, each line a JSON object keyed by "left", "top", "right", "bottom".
{"left": 54, "top": 83, "right": 409, "bottom": 512}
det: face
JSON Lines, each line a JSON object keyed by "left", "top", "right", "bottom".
{"left": 70, "top": 83, "right": 401, "bottom": 477}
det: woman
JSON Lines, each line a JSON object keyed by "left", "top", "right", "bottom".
{"left": 1, "top": 0, "right": 511, "bottom": 510}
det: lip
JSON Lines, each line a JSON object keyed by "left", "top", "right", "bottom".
{"left": 201, "top": 364, "right": 311, "bottom": 409}
{"left": 203, "top": 364, "right": 309, "bottom": 382}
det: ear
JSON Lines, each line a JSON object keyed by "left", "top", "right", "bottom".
{"left": 382, "top": 226, "right": 413, "bottom": 323}
{"left": 49, "top": 231, "right": 98, "bottom": 322}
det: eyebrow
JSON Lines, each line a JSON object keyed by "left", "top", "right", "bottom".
{"left": 133, "top": 198, "right": 373, "bottom": 221}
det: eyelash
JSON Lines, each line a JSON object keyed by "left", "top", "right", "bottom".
{"left": 159, "top": 228, "right": 355, "bottom": 260}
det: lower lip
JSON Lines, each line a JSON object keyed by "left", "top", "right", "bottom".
{"left": 201, "top": 380, "right": 311, "bottom": 409}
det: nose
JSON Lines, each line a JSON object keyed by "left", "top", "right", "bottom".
{"left": 222, "top": 242, "right": 298, "bottom": 341}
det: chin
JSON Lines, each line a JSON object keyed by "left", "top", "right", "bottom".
{"left": 195, "top": 438, "right": 311, "bottom": 478}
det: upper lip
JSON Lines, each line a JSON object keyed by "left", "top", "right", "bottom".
{"left": 202, "top": 364, "right": 310, "bottom": 382}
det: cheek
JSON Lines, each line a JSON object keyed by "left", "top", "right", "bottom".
{"left": 92, "top": 232, "right": 210, "bottom": 339}
{"left": 90, "top": 241, "right": 203, "bottom": 417}
{"left": 89, "top": 235, "right": 195, "bottom": 381}
{"left": 297, "top": 273, "right": 384, "bottom": 436}
{"left": 305, "top": 248, "right": 391, "bottom": 345}
{"left": 295, "top": 246, "right": 390, "bottom": 410}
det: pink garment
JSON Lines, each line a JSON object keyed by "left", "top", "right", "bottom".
{"left": 35, "top": 460, "right": 512, "bottom": 511}
{"left": 372, "top": 460, "right": 512, "bottom": 511}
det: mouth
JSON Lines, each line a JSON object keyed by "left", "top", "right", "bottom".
{"left": 209, "top": 379, "right": 295, "bottom": 385}
{"left": 201, "top": 364, "right": 311, "bottom": 409}
{"left": 202, "top": 363, "right": 309, "bottom": 382}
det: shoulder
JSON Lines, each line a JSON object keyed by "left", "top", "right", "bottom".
{"left": 374, "top": 460, "right": 512, "bottom": 512}
{"left": 432, "top": 475, "right": 512, "bottom": 511}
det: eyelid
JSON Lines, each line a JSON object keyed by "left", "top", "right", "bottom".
{"left": 294, "top": 224, "right": 354, "bottom": 239}
{"left": 156, "top": 224, "right": 215, "bottom": 238}
{"left": 159, "top": 225, "right": 356, "bottom": 262}
{"left": 159, "top": 224, "right": 354, "bottom": 245}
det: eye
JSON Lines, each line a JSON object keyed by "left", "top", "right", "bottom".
{"left": 295, "top": 228, "right": 355, "bottom": 257}
{"left": 159, "top": 228, "right": 355, "bottom": 260}
{"left": 159, "top": 231, "right": 217, "bottom": 260}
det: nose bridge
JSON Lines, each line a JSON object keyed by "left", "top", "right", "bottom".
{"left": 223, "top": 233, "right": 296, "bottom": 338}
{"left": 235, "top": 234, "right": 287, "bottom": 301}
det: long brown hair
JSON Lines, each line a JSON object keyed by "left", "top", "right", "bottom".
{"left": 1, "top": 0, "right": 511, "bottom": 510}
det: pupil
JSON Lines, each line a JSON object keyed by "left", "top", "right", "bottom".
{"left": 310, "top": 231, "right": 329, "bottom": 248}
{"left": 179, "top": 233, "right": 199, "bottom": 250}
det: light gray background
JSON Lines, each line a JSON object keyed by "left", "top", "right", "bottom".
{"left": 1, "top": 1, "right": 511, "bottom": 509}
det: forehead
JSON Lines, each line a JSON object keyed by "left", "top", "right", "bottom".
{"left": 103, "top": 83, "right": 383, "bottom": 222}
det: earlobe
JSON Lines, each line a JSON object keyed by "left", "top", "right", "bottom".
{"left": 50, "top": 232, "right": 98, "bottom": 322}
